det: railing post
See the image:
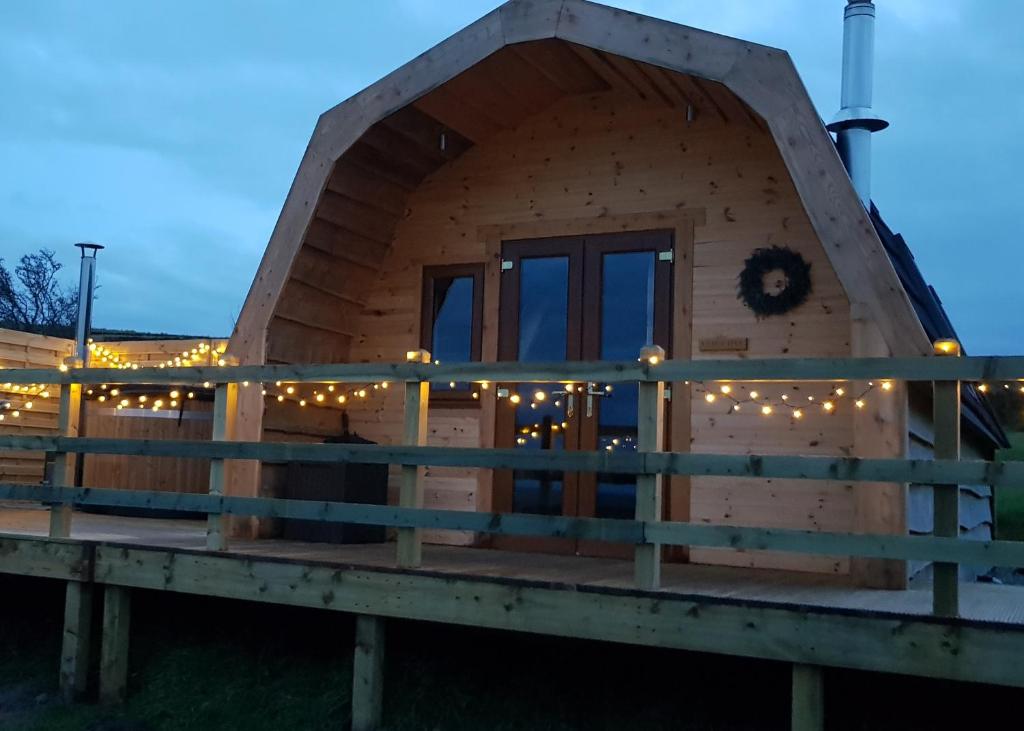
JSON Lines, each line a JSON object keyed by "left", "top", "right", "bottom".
{"left": 932, "top": 339, "right": 961, "bottom": 617}
{"left": 635, "top": 346, "right": 666, "bottom": 590}
{"left": 352, "top": 614, "right": 386, "bottom": 731}
{"left": 59, "top": 579, "right": 93, "bottom": 702}
{"left": 99, "top": 585, "right": 131, "bottom": 704}
{"left": 49, "top": 358, "right": 82, "bottom": 538}
{"left": 791, "top": 664, "right": 824, "bottom": 731}
{"left": 206, "top": 381, "right": 236, "bottom": 551}
{"left": 398, "top": 350, "right": 430, "bottom": 568}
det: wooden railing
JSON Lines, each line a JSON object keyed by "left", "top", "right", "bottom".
{"left": 1, "top": 351, "right": 1023, "bottom": 618}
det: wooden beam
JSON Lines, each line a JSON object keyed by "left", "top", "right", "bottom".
{"left": 303, "top": 217, "right": 391, "bottom": 271}
{"left": 634, "top": 367, "right": 665, "bottom": 589}
{"left": 7, "top": 354, "right": 1024, "bottom": 388}
{"left": 207, "top": 382, "right": 236, "bottom": 551}
{"left": 326, "top": 159, "right": 411, "bottom": 217}
{"left": 99, "top": 585, "right": 131, "bottom": 704}
{"left": 850, "top": 312, "right": 908, "bottom": 589}
{"left": 0, "top": 535, "right": 93, "bottom": 580}
{"left": 92, "top": 544, "right": 1024, "bottom": 688}
{"left": 48, "top": 380, "right": 81, "bottom": 538}
{"left": 5, "top": 485, "right": 1024, "bottom": 568}
{"left": 933, "top": 367, "right": 962, "bottom": 617}
{"left": 791, "top": 664, "right": 824, "bottom": 731}
{"left": 60, "top": 580, "right": 93, "bottom": 702}
{"left": 507, "top": 39, "right": 609, "bottom": 95}
{"left": 5, "top": 437, "right": 1024, "bottom": 491}
{"left": 378, "top": 105, "right": 473, "bottom": 164}
{"left": 352, "top": 615, "right": 386, "bottom": 731}
{"left": 397, "top": 377, "right": 429, "bottom": 567}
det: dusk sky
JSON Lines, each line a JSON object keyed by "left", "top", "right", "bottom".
{"left": 0, "top": 1, "right": 1020, "bottom": 353}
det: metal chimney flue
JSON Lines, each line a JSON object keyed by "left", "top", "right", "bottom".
{"left": 827, "top": 0, "right": 889, "bottom": 207}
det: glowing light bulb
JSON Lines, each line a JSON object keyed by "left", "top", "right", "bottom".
{"left": 170, "top": 390, "right": 180, "bottom": 399}
{"left": 750, "top": 391, "right": 759, "bottom": 400}
{"left": 534, "top": 390, "right": 546, "bottom": 402}
{"left": 720, "top": 385, "right": 731, "bottom": 394}
{"left": 705, "top": 393, "right": 716, "bottom": 403}
{"left": 277, "top": 395, "right": 284, "bottom": 402}
{"left": 881, "top": 381, "right": 893, "bottom": 391}
{"left": 823, "top": 401, "right": 835, "bottom": 412}
{"left": 855, "top": 399, "right": 865, "bottom": 409}
{"left": 338, "top": 395, "right": 347, "bottom": 404}
{"left": 835, "top": 387, "right": 845, "bottom": 396}
{"left": 315, "top": 393, "right": 325, "bottom": 402}
{"left": 509, "top": 394, "right": 521, "bottom": 404}
{"left": 286, "top": 386, "right": 295, "bottom": 394}
{"left": 793, "top": 409, "right": 803, "bottom": 419}
{"left": 761, "top": 405, "right": 772, "bottom": 415}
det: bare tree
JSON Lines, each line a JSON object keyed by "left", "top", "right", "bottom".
{"left": 0, "top": 249, "right": 77, "bottom": 336}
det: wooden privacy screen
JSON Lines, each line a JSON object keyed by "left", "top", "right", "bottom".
{"left": 0, "top": 330, "right": 224, "bottom": 491}
{"left": 0, "top": 328, "right": 73, "bottom": 484}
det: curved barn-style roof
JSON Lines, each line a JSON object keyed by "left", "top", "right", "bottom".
{"left": 228, "top": 0, "right": 930, "bottom": 364}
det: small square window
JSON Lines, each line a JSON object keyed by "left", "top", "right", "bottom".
{"left": 420, "top": 264, "right": 484, "bottom": 404}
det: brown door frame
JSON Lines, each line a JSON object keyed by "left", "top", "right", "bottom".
{"left": 576, "top": 230, "right": 673, "bottom": 557}
{"left": 493, "top": 237, "right": 585, "bottom": 553}
{"left": 493, "top": 230, "right": 674, "bottom": 555}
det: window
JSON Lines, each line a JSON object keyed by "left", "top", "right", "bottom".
{"left": 420, "top": 264, "right": 484, "bottom": 403}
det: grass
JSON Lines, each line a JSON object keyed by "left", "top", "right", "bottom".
{"left": 1, "top": 574, "right": 1022, "bottom": 730}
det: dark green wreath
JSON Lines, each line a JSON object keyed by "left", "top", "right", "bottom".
{"left": 737, "top": 246, "right": 812, "bottom": 317}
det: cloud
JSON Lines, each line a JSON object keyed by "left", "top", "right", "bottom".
{"left": 0, "top": 0, "right": 1020, "bottom": 352}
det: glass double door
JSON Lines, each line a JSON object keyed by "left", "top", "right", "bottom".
{"left": 493, "top": 230, "right": 673, "bottom": 556}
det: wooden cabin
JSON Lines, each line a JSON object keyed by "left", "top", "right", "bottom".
{"left": 224, "top": 0, "right": 1006, "bottom": 589}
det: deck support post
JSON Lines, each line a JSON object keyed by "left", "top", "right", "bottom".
{"left": 48, "top": 369, "right": 81, "bottom": 538}
{"left": 397, "top": 351, "right": 430, "bottom": 568}
{"left": 791, "top": 664, "right": 824, "bottom": 731}
{"left": 352, "top": 614, "right": 386, "bottom": 731}
{"left": 206, "top": 381, "right": 236, "bottom": 551}
{"left": 59, "top": 580, "right": 93, "bottom": 702}
{"left": 635, "top": 346, "right": 666, "bottom": 590}
{"left": 99, "top": 585, "right": 131, "bottom": 704}
{"left": 932, "top": 340, "right": 961, "bottom": 617}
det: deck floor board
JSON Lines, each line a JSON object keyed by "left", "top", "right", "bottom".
{"left": 2, "top": 507, "right": 1022, "bottom": 625}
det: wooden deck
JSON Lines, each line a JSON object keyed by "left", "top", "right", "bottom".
{"left": 2, "top": 506, "right": 1023, "bottom": 625}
